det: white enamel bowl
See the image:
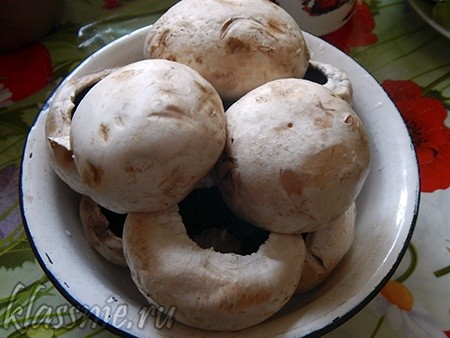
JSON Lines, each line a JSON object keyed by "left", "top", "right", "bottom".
{"left": 20, "top": 26, "right": 420, "bottom": 337}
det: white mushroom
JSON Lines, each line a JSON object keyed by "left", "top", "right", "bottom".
{"left": 308, "top": 60, "right": 353, "bottom": 103}
{"left": 79, "top": 195, "right": 127, "bottom": 267}
{"left": 70, "top": 59, "right": 226, "bottom": 214}
{"left": 144, "top": 0, "right": 310, "bottom": 101}
{"left": 216, "top": 78, "right": 370, "bottom": 234}
{"left": 296, "top": 202, "right": 356, "bottom": 293}
{"left": 45, "top": 68, "right": 116, "bottom": 194}
{"left": 123, "top": 207, "right": 306, "bottom": 331}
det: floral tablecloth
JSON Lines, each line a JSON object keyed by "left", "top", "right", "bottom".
{"left": 1, "top": 0, "right": 449, "bottom": 337}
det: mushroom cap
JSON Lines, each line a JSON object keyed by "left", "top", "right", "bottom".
{"left": 296, "top": 202, "right": 356, "bottom": 293}
{"left": 216, "top": 78, "right": 370, "bottom": 234}
{"left": 70, "top": 59, "right": 226, "bottom": 214}
{"left": 144, "top": 0, "right": 310, "bottom": 101}
{"left": 45, "top": 68, "right": 115, "bottom": 194}
{"left": 123, "top": 207, "right": 306, "bottom": 331}
{"left": 79, "top": 195, "right": 127, "bottom": 267}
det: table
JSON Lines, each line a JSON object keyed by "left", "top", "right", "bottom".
{"left": 1, "top": 0, "right": 449, "bottom": 337}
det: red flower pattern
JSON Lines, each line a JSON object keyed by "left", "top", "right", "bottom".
{"left": 383, "top": 80, "right": 450, "bottom": 193}
{"left": 103, "top": 0, "right": 121, "bottom": 9}
{"left": 0, "top": 43, "right": 52, "bottom": 102}
{"left": 322, "top": 0, "right": 377, "bottom": 52}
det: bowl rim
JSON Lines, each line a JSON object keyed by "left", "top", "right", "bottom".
{"left": 405, "top": 0, "right": 450, "bottom": 39}
{"left": 19, "top": 26, "right": 420, "bottom": 337}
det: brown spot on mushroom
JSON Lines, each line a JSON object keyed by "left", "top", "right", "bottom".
{"left": 193, "top": 80, "right": 209, "bottom": 94}
{"left": 267, "top": 19, "right": 286, "bottom": 33}
{"left": 314, "top": 117, "right": 332, "bottom": 129}
{"left": 316, "top": 100, "right": 337, "bottom": 116}
{"left": 123, "top": 159, "right": 162, "bottom": 186}
{"left": 124, "top": 162, "right": 144, "bottom": 184}
{"left": 166, "top": 54, "right": 177, "bottom": 61}
{"left": 301, "top": 145, "right": 352, "bottom": 185}
{"left": 220, "top": 284, "right": 271, "bottom": 311}
{"left": 158, "top": 29, "right": 170, "bottom": 46}
{"left": 82, "top": 162, "right": 103, "bottom": 188}
{"left": 125, "top": 163, "right": 139, "bottom": 174}
{"left": 280, "top": 169, "right": 304, "bottom": 196}
{"left": 99, "top": 123, "right": 110, "bottom": 142}
{"left": 269, "top": 82, "right": 296, "bottom": 97}
{"left": 147, "top": 29, "right": 171, "bottom": 56}
{"left": 211, "top": 68, "right": 227, "bottom": 80}
{"left": 226, "top": 37, "right": 251, "bottom": 53}
{"left": 48, "top": 140, "right": 74, "bottom": 170}
{"left": 274, "top": 122, "right": 294, "bottom": 132}
{"left": 114, "top": 115, "right": 125, "bottom": 127}
{"left": 316, "top": 100, "right": 326, "bottom": 112}
{"left": 152, "top": 105, "right": 186, "bottom": 119}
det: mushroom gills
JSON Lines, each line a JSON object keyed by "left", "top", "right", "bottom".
{"left": 98, "top": 205, "right": 126, "bottom": 238}
{"left": 179, "top": 187, "right": 270, "bottom": 255}
{"left": 79, "top": 195, "right": 127, "bottom": 266}
{"left": 45, "top": 68, "right": 116, "bottom": 195}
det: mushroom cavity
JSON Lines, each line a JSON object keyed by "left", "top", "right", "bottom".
{"left": 70, "top": 59, "right": 227, "bottom": 214}
{"left": 308, "top": 61, "right": 353, "bottom": 103}
{"left": 144, "top": 0, "right": 310, "bottom": 101}
{"left": 216, "top": 78, "right": 370, "bottom": 234}
{"left": 179, "top": 187, "right": 270, "bottom": 255}
{"left": 45, "top": 68, "right": 116, "bottom": 194}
